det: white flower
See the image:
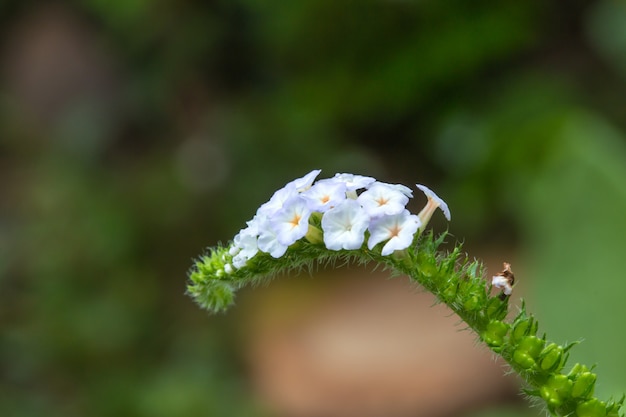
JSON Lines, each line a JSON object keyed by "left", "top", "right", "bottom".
{"left": 357, "top": 182, "right": 409, "bottom": 217}
{"left": 321, "top": 199, "right": 369, "bottom": 250}
{"left": 367, "top": 210, "right": 421, "bottom": 255}
{"left": 332, "top": 173, "right": 376, "bottom": 191}
{"left": 257, "top": 184, "right": 299, "bottom": 217}
{"left": 257, "top": 217, "right": 289, "bottom": 258}
{"left": 227, "top": 172, "right": 452, "bottom": 264}
{"left": 228, "top": 245, "right": 240, "bottom": 257}
{"left": 492, "top": 275, "right": 513, "bottom": 295}
{"left": 230, "top": 226, "right": 259, "bottom": 268}
{"left": 300, "top": 179, "right": 347, "bottom": 212}
{"left": 491, "top": 263, "right": 514, "bottom": 295}
{"left": 269, "top": 196, "right": 311, "bottom": 246}
{"left": 416, "top": 184, "right": 451, "bottom": 221}
{"left": 287, "top": 169, "right": 322, "bottom": 192}
{"left": 256, "top": 170, "right": 321, "bottom": 218}
{"left": 378, "top": 182, "right": 413, "bottom": 198}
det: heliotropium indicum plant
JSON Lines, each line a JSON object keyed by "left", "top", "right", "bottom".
{"left": 187, "top": 169, "right": 624, "bottom": 417}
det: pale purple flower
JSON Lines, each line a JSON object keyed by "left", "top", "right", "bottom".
{"left": 367, "top": 210, "right": 421, "bottom": 255}
{"left": 321, "top": 199, "right": 369, "bottom": 250}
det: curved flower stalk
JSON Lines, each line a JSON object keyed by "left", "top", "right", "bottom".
{"left": 187, "top": 170, "right": 624, "bottom": 417}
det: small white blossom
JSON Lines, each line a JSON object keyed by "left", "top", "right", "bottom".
{"left": 301, "top": 179, "right": 347, "bottom": 212}
{"left": 416, "top": 184, "right": 451, "bottom": 221}
{"left": 257, "top": 184, "right": 299, "bottom": 217}
{"left": 321, "top": 199, "right": 370, "bottom": 250}
{"left": 491, "top": 263, "right": 514, "bottom": 295}
{"left": 367, "top": 210, "right": 421, "bottom": 256}
{"left": 256, "top": 170, "right": 321, "bottom": 217}
{"left": 332, "top": 173, "right": 376, "bottom": 191}
{"left": 230, "top": 226, "right": 259, "bottom": 268}
{"left": 288, "top": 169, "right": 322, "bottom": 192}
{"left": 269, "top": 196, "right": 311, "bottom": 246}
{"left": 228, "top": 245, "right": 240, "bottom": 257}
{"left": 257, "top": 217, "right": 289, "bottom": 258}
{"left": 232, "top": 253, "right": 249, "bottom": 269}
{"left": 224, "top": 264, "right": 234, "bottom": 274}
{"left": 357, "top": 182, "right": 409, "bottom": 217}
{"left": 378, "top": 182, "right": 413, "bottom": 198}
{"left": 492, "top": 275, "right": 513, "bottom": 295}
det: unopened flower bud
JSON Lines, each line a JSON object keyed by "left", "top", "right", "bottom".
{"left": 606, "top": 399, "right": 623, "bottom": 417}
{"left": 482, "top": 320, "right": 510, "bottom": 348}
{"left": 540, "top": 375, "right": 573, "bottom": 408}
{"left": 463, "top": 294, "right": 481, "bottom": 311}
{"left": 572, "top": 372, "right": 597, "bottom": 399}
{"left": 513, "top": 350, "right": 536, "bottom": 369}
{"left": 576, "top": 399, "right": 607, "bottom": 417}
{"left": 539, "top": 343, "right": 564, "bottom": 373}
{"left": 518, "top": 335, "right": 545, "bottom": 358}
{"left": 486, "top": 296, "right": 508, "bottom": 321}
{"left": 511, "top": 316, "right": 538, "bottom": 343}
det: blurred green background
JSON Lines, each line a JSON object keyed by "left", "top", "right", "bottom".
{"left": 1, "top": 1, "right": 625, "bottom": 416}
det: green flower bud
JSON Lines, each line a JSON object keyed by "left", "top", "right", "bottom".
{"left": 417, "top": 256, "right": 437, "bottom": 278}
{"left": 518, "top": 335, "right": 545, "bottom": 358}
{"left": 606, "top": 407, "right": 620, "bottom": 417}
{"left": 605, "top": 398, "right": 623, "bottom": 417}
{"left": 539, "top": 386, "right": 557, "bottom": 407}
{"left": 576, "top": 399, "right": 606, "bottom": 417}
{"left": 463, "top": 294, "right": 481, "bottom": 311}
{"left": 482, "top": 320, "right": 510, "bottom": 348}
{"left": 540, "top": 375, "right": 573, "bottom": 408}
{"left": 568, "top": 363, "right": 588, "bottom": 378}
{"left": 512, "top": 336, "right": 545, "bottom": 370}
{"left": 513, "top": 349, "right": 535, "bottom": 369}
{"left": 486, "top": 296, "right": 508, "bottom": 321}
{"left": 539, "top": 343, "right": 564, "bottom": 373}
{"left": 548, "top": 374, "right": 573, "bottom": 393}
{"left": 511, "top": 317, "right": 538, "bottom": 343}
{"left": 305, "top": 224, "right": 324, "bottom": 245}
{"left": 572, "top": 372, "right": 597, "bottom": 399}
{"left": 442, "top": 283, "right": 457, "bottom": 301}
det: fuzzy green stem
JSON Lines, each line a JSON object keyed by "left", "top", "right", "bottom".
{"left": 187, "top": 232, "right": 624, "bottom": 417}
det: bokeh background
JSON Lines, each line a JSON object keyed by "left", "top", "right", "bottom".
{"left": 1, "top": 1, "right": 626, "bottom": 416}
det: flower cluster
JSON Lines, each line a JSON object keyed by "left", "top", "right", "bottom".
{"left": 227, "top": 170, "right": 450, "bottom": 270}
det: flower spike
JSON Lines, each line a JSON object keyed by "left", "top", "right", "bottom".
{"left": 188, "top": 170, "right": 624, "bottom": 417}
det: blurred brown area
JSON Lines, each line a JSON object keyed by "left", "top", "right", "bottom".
{"left": 3, "top": 5, "right": 118, "bottom": 128}
{"left": 240, "top": 266, "right": 522, "bottom": 417}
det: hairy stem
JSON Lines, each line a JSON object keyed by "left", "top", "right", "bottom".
{"left": 188, "top": 232, "right": 623, "bottom": 417}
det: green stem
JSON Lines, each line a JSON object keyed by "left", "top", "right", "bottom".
{"left": 187, "top": 232, "right": 624, "bottom": 417}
